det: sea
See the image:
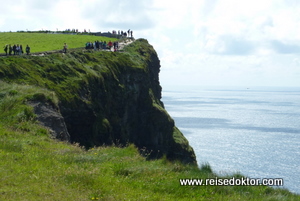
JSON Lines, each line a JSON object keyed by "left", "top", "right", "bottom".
{"left": 161, "top": 86, "right": 300, "bottom": 194}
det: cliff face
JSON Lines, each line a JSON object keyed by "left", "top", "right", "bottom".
{"left": 0, "top": 39, "right": 196, "bottom": 164}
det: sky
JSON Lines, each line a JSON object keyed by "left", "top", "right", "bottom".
{"left": 1, "top": 0, "right": 300, "bottom": 87}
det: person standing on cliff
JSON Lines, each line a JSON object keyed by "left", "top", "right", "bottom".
{"left": 113, "top": 41, "right": 116, "bottom": 52}
{"left": 19, "top": 45, "right": 23, "bottom": 55}
{"left": 3, "top": 44, "right": 8, "bottom": 55}
{"left": 8, "top": 45, "right": 12, "bottom": 55}
{"left": 108, "top": 41, "right": 113, "bottom": 50}
{"left": 26, "top": 45, "right": 30, "bottom": 55}
{"left": 12, "top": 44, "right": 16, "bottom": 55}
{"left": 63, "top": 43, "right": 68, "bottom": 53}
{"left": 15, "top": 45, "right": 20, "bottom": 55}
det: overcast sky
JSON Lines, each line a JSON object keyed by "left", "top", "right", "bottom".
{"left": 1, "top": 0, "right": 300, "bottom": 87}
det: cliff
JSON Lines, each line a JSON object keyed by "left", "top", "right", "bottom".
{"left": 0, "top": 39, "right": 196, "bottom": 164}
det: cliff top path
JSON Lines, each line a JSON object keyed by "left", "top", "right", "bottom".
{"left": 0, "top": 38, "right": 135, "bottom": 57}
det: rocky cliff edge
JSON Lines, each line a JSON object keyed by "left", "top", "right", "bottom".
{"left": 0, "top": 38, "right": 196, "bottom": 164}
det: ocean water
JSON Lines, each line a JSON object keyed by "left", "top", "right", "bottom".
{"left": 161, "top": 86, "right": 300, "bottom": 194}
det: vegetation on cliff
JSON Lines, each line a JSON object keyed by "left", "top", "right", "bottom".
{"left": 0, "top": 34, "right": 299, "bottom": 200}
{"left": 0, "top": 85, "right": 297, "bottom": 200}
{"left": 0, "top": 37, "right": 196, "bottom": 163}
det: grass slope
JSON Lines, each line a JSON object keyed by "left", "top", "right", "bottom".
{"left": 0, "top": 32, "right": 117, "bottom": 53}
{"left": 0, "top": 83, "right": 298, "bottom": 200}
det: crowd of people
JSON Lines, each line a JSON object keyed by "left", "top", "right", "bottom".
{"left": 3, "top": 44, "right": 30, "bottom": 55}
{"left": 61, "top": 28, "right": 133, "bottom": 37}
{"left": 112, "top": 29, "right": 133, "bottom": 38}
{"left": 2, "top": 40, "right": 122, "bottom": 56}
{"left": 85, "top": 40, "right": 119, "bottom": 52}
{"left": 2, "top": 28, "right": 134, "bottom": 56}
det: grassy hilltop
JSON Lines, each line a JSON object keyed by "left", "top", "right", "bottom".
{"left": 0, "top": 33, "right": 299, "bottom": 200}
{"left": 1, "top": 32, "right": 117, "bottom": 53}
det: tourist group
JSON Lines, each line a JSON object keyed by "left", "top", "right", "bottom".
{"left": 3, "top": 44, "right": 30, "bottom": 55}
{"left": 85, "top": 40, "right": 119, "bottom": 52}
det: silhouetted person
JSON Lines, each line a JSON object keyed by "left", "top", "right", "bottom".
{"left": 26, "top": 45, "right": 30, "bottom": 55}
{"left": 13, "top": 44, "right": 16, "bottom": 55}
{"left": 4, "top": 45, "right": 8, "bottom": 55}
{"left": 8, "top": 45, "right": 12, "bottom": 55}
{"left": 19, "top": 45, "right": 23, "bottom": 55}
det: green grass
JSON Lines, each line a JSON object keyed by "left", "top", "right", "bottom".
{"left": 0, "top": 32, "right": 117, "bottom": 53}
{"left": 0, "top": 81, "right": 299, "bottom": 201}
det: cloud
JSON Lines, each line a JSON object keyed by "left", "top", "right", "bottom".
{"left": 202, "top": 0, "right": 219, "bottom": 16}
{"left": 26, "top": 0, "right": 58, "bottom": 10}
{"left": 270, "top": 40, "right": 300, "bottom": 54}
{"left": 79, "top": 0, "right": 155, "bottom": 31}
{"left": 0, "top": 0, "right": 156, "bottom": 32}
{"left": 0, "top": 0, "right": 62, "bottom": 31}
{"left": 204, "top": 35, "right": 255, "bottom": 55}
